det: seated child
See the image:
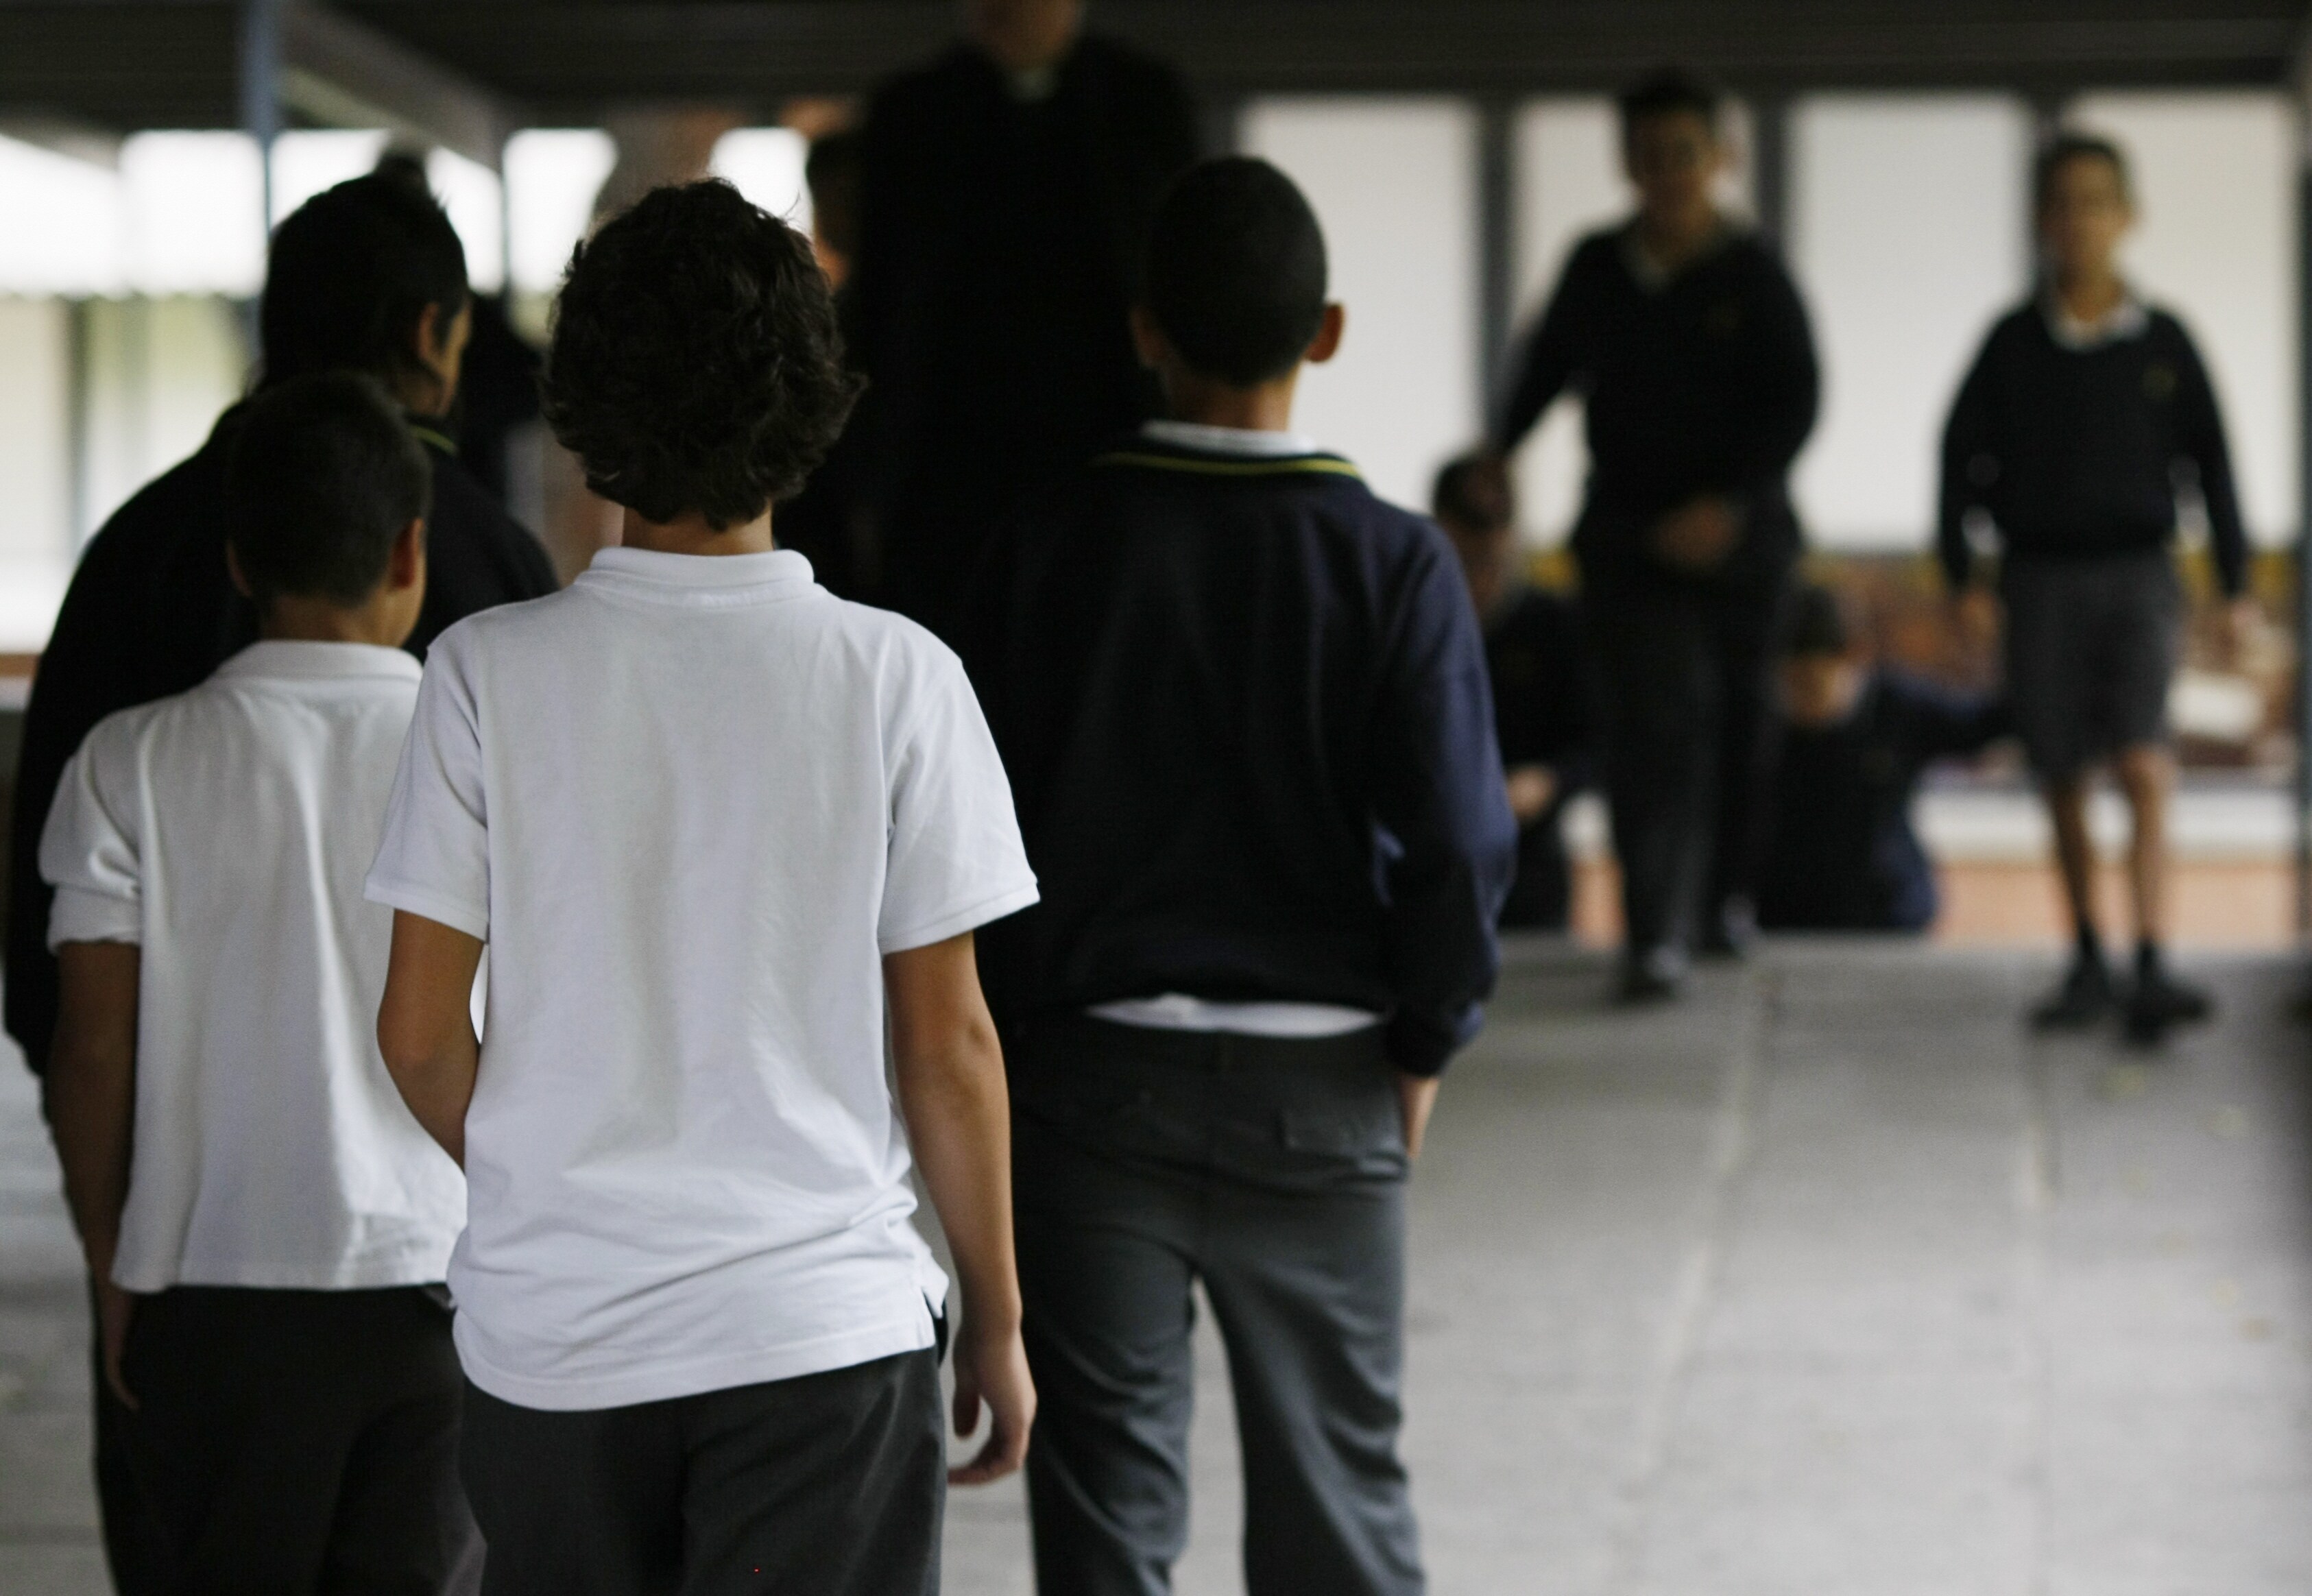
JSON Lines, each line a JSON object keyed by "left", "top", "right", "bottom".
{"left": 1433, "top": 452, "right": 1591, "bottom": 930}
{"left": 40, "top": 372, "right": 474, "bottom": 1590}
{"left": 1756, "top": 583, "right": 2007, "bottom": 934}
{"left": 365, "top": 180, "right": 1039, "bottom": 1595}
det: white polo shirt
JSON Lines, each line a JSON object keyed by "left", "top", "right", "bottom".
{"left": 365, "top": 546, "right": 1037, "bottom": 1412}
{"left": 40, "top": 641, "right": 463, "bottom": 1294}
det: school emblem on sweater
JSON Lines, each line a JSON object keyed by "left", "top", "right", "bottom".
{"left": 2143, "top": 361, "right": 2177, "bottom": 401}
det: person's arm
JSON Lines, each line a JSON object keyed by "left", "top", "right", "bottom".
{"left": 1715, "top": 250, "right": 1822, "bottom": 497}
{"left": 884, "top": 932, "right": 1033, "bottom": 1486}
{"left": 375, "top": 913, "right": 485, "bottom": 1166}
{"left": 1938, "top": 332, "right": 2001, "bottom": 595}
{"left": 2169, "top": 324, "right": 2252, "bottom": 602}
{"left": 45, "top": 941, "right": 142, "bottom": 1406}
{"left": 1490, "top": 240, "right": 1598, "bottom": 454}
{"left": 1371, "top": 537, "right": 1521, "bottom": 1096}
{"left": 1891, "top": 673, "right": 2011, "bottom": 762}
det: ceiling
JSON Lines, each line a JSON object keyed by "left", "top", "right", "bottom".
{"left": 2, "top": 0, "right": 2307, "bottom": 137}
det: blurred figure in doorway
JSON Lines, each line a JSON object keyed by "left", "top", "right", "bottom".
{"left": 852, "top": 0, "right": 1199, "bottom": 633}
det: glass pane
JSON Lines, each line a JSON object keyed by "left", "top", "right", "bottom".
{"left": 1240, "top": 97, "right": 1478, "bottom": 511}
{"left": 1789, "top": 94, "right": 2032, "bottom": 550}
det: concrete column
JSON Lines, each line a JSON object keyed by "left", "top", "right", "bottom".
{"left": 1476, "top": 95, "right": 1516, "bottom": 428}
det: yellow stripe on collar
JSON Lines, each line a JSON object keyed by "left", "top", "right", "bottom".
{"left": 1092, "top": 450, "right": 1362, "bottom": 480}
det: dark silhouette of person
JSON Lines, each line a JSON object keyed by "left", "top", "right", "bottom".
{"left": 850, "top": 0, "right": 1199, "bottom": 633}
{"left": 1486, "top": 67, "right": 1819, "bottom": 1000}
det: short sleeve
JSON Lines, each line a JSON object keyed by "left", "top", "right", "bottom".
{"left": 38, "top": 725, "right": 143, "bottom": 950}
{"left": 878, "top": 647, "right": 1038, "bottom": 954}
{"left": 365, "top": 636, "right": 491, "bottom": 941}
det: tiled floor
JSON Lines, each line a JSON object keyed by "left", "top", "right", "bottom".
{"left": 5, "top": 941, "right": 2310, "bottom": 1594}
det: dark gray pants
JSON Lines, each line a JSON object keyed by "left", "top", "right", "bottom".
{"left": 459, "top": 1348, "right": 944, "bottom": 1596}
{"left": 1581, "top": 569, "right": 1787, "bottom": 956}
{"left": 119, "top": 1284, "right": 480, "bottom": 1596}
{"left": 1010, "top": 1017, "right": 1421, "bottom": 1596}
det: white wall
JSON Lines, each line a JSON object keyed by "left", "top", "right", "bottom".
{"left": 0, "top": 300, "right": 73, "bottom": 651}
{"left": 78, "top": 298, "right": 248, "bottom": 543}
{"left": 1241, "top": 98, "right": 1479, "bottom": 511}
{"left": 2068, "top": 91, "right": 2300, "bottom": 546}
{"left": 1790, "top": 95, "right": 2032, "bottom": 550}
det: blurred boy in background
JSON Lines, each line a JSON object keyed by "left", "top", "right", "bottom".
{"left": 1433, "top": 453, "right": 1591, "bottom": 931}
{"left": 1755, "top": 585, "right": 2006, "bottom": 935}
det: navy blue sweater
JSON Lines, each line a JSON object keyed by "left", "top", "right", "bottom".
{"left": 959, "top": 435, "right": 1518, "bottom": 1075}
{"left": 1757, "top": 672, "right": 2007, "bottom": 934}
{"left": 1939, "top": 302, "right": 2248, "bottom": 596}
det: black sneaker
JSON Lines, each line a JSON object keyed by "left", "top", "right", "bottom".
{"left": 2124, "top": 968, "right": 2214, "bottom": 1045}
{"left": 2032, "top": 952, "right": 2115, "bottom": 1030}
{"left": 1617, "top": 945, "right": 1687, "bottom": 1005}
{"left": 1697, "top": 899, "right": 1757, "bottom": 961}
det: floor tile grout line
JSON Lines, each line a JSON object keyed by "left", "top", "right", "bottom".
{"left": 1600, "top": 967, "right": 1777, "bottom": 1596}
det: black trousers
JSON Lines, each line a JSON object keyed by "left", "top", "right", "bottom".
{"left": 117, "top": 1284, "right": 479, "bottom": 1596}
{"left": 1580, "top": 568, "right": 1788, "bottom": 956}
{"left": 459, "top": 1348, "right": 946, "bottom": 1596}
{"left": 1010, "top": 1017, "right": 1421, "bottom": 1596}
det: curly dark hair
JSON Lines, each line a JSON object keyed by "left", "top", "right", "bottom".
{"left": 542, "top": 180, "right": 863, "bottom": 529}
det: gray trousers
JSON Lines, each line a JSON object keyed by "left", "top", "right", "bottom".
{"left": 1009, "top": 1016, "right": 1421, "bottom": 1596}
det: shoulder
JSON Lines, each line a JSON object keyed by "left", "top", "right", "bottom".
{"left": 869, "top": 47, "right": 978, "bottom": 126}
{"left": 2141, "top": 307, "right": 2206, "bottom": 357}
{"left": 1074, "top": 33, "right": 1194, "bottom": 101}
{"left": 424, "top": 446, "right": 549, "bottom": 566}
{"left": 71, "top": 435, "right": 228, "bottom": 575}
{"left": 1561, "top": 229, "right": 1626, "bottom": 278}
{"left": 69, "top": 692, "right": 188, "bottom": 780}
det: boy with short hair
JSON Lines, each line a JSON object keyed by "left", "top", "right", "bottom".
{"left": 1756, "top": 583, "right": 2006, "bottom": 934}
{"left": 1940, "top": 132, "right": 2254, "bottom": 1039}
{"left": 1433, "top": 452, "right": 1591, "bottom": 930}
{"left": 962, "top": 156, "right": 1515, "bottom": 1596}
{"left": 42, "top": 372, "right": 474, "bottom": 1591}
{"left": 367, "top": 180, "right": 1038, "bottom": 1595}
{"left": 1486, "top": 65, "right": 1820, "bottom": 999}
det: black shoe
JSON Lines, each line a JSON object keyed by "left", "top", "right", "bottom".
{"left": 1697, "top": 899, "right": 1757, "bottom": 961}
{"left": 2032, "top": 953, "right": 2115, "bottom": 1030}
{"left": 1617, "top": 946, "right": 1687, "bottom": 1005}
{"left": 2124, "top": 968, "right": 2214, "bottom": 1045}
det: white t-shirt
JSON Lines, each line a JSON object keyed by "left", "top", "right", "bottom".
{"left": 40, "top": 641, "right": 463, "bottom": 1294}
{"left": 365, "top": 546, "right": 1037, "bottom": 1411}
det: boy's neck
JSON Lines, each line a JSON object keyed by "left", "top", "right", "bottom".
{"left": 620, "top": 506, "right": 776, "bottom": 557}
{"left": 1160, "top": 370, "right": 1301, "bottom": 435}
{"left": 259, "top": 596, "right": 411, "bottom": 649}
{"left": 2053, "top": 263, "right": 2126, "bottom": 324}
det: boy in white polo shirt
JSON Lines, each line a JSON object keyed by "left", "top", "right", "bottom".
{"left": 366, "top": 180, "right": 1039, "bottom": 1595}
{"left": 41, "top": 372, "right": 474, "bottom": 1591}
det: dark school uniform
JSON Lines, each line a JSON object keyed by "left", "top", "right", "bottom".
{"left": 1938, "top": 297, "right": 2247, "bottom": 781}
{"left": 1493, "top": 224, "right": 1820, "bottom": 958}
{"left": 1756, "top": 672, "right": 2008, "bottom": 933}
{"left": 959, "top": 430, "right": 1515, "bottom": 1596}
{"left": 1482, "top": 585, "right": 1591, "bottom": 930}
{"left": 852, "top": 36, "right": 1199, "bottom": 634}
{"left": 3, "top": 405, "right": 553, "bottom": 1596}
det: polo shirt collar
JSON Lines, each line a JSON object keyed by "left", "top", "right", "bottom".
{"left": 213, "top": 640, "right": 422, "bottom": 684}
{"left": 2043, "top": 284, "right": 2150, "bottom": 350}
{"left": 1140, "top": 420, "right": 1323, "bottom": 458}
{"left": 580, "top": 545, "right": 817, "bottom": 603}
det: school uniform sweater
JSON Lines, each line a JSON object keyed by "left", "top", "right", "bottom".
{"left": 5, "top": 405, "right": 557, "bottom": 1076}
{"left": 1757, "top": 671, "right": 2007, "bottom": 934}
{"left": 1492, "top": 226, "right": 1820, "bottom": 588}
{"left": 1938, "top": 301, "right": 2248, "bottom": 596}
{"left": 958, "top": 431, "right": 1518, "bottom": 1076}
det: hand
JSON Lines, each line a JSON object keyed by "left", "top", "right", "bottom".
{"left": 95, "top": 1277, "right": 137, "bottom": 1410}
{"left": 1947, "top": 586, "right": 2001, "bottom": 647}
{"left": 1650, "top": 496, "right": 1742, "bottom": 574}
{"left": 2218, "top": 594, "right": 2262, "bottom": 664}
{"left": 1504, "top": 764, "right": 1558, "bottom": 823}
{"left": 948, "top": 1316, "right": 1035, "bottom": 1486}
{"left": 1397, "top": 1073, "right": 1441, "bottom": 1161}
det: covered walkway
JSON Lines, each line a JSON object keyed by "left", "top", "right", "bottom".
{"left": 5, "top": 943, "right": 2311, "bottom": 1593}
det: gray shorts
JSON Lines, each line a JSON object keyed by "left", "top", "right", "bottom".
{"left": 2001, "top": 552, "right": 2182, "bottom": 781}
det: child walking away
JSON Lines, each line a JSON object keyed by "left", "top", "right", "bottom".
{"left": 367, "top": 181, "right": 1039, "bottom": 1596}
{"left": 41, "top": 373, "right": 474, "bottom": 1591}
{"left": 1755, "top": 584, "right": 2007, "bottom": 934}
{"left": 1940, "top": 132, "right": 2257, "bottom": 1042}
{"left": 961, "top": 156, "right": 1516, "bottom": 1596}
